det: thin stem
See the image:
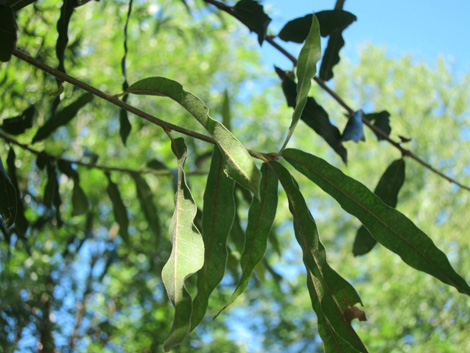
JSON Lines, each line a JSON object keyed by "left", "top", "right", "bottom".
{"left": 203, "top": 0, "right": 470, "bottom": 192}
{"left": 0, "top": 131, "right": 206, "bottom": 177}
{"left": 334, "top": 0, "right": 346, "bottom": 10}
{"left": 12, "top": 49, "right": 215, "bottom": 145}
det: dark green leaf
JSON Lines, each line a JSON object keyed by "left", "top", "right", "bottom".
{"left": 281, "top": 14, "right": 321, "bottom": 150}
{"left": 283, "top": 148, "right": 470, "bottom": 295}
{"left": 364, "top": 111, "right": 391, "bottom": 140}
{"left": 56, "top": 0, "right": 78, "bottom": 73}
{"left": 270, "top": 161, "right": 367, "bottom": 353}
{"left": 162, "top": 138, "right": 204, "bottom": 351}
{"left": 106, "top": 172, "right": 129, "bottom": 246}
{"left": 0, "top": 156, "right": 17, "bottom": 227}
{"left": 353, "top": 159, "right": 406, "bottom": 256}
{"left": 131, "top": 173, "right": 160, "bottom": 240}
{"left": 278, "top": 10, "right": 357, "bottom": 43}
{"left": 32, "top": 93, "right": 93, "bottom": 143}
{"left": 36, "top": 151, "right": 51, "bottom": 170}
{"left": 191, "top": 146, "right": 235, "bottom": 330}
{"left": 275, "top": 67, "right": 347, "bottom": 163}
{"left": 119, "top": 0, "right": 133, "bottom": 145}
{"left": 0, "top": 5, "right": 17, "bottom": 62}
{"left": 0, "top": 105, "right": 35, "bottom": 135}
{"left": 233, "top": 0, "right": 271, "bottom": 45}
{"left": 125, "top": 77, "right": 261, "bottom": 198}
{"left": 57, "top": 159, "right": 88, "bottom": 216}
{"left": 319, "top": 30, "right": 344, "bottom": 81}
{"left": 7, "top": 148, "right": 28, "bottom": 236}
{"left": 146, "top": 158, "right": 168, "bottom": 171}
{"left": 71, "top": 183, "right": 88, "bottom": 216}
{"left": 44, "top": 163, "right": 59, "bottom": 208}
{"left": 219, "top": 163, "right": 278, "bottom": 315}
{"left": 119, "top": 107, "right": 131, "bottom": 145}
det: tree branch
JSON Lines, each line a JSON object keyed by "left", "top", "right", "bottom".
{"left": 202, "top": 0, "right": 470, "bottom": 192}
{"left": 12, "top": 49, "right": 215, "bottom": 145}
{"left": 0, "top": 131, "right": 206, "bottom": 177}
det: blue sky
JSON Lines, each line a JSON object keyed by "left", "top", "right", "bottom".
{"left": 260, "top": 0, "right": 470, "bottom": 73}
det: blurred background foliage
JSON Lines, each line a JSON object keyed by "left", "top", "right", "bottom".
{"left": 1, "top": 0, "right": 469, "bottom": 352}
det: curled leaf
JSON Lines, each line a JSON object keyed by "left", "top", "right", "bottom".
{"left": 162, "top": 138, "right": 204, "bottom": 351}
{"left": 270, "top": 161, "right": 367, "bottom": 353}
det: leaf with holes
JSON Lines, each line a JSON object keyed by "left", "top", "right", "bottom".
{"left": 283, "top": 148, "right": 470, "bottom": 295}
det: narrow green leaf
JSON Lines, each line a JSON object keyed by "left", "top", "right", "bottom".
{"left": 56, "top": 0, "right": 77, "bottom": 73}
{"left": 0, "top": 105, "right": 35, "bottom": 135}
{"left": 32, "top": 93, "right": 93, "bottom": 143}
{"left": 119, "top": 107, "right": 131, "bottom": 145}
{"left": 162, "top": 138, "right": 204, "bottom": 351}
{"left": 6, "top": 148, "right": 28, "bottom": 236}
{"left": 57, "top": 159, "right": 89, "bottom": 217}
{"left": 71, "top": 183, "right": 88, "bottom": 216}
{"left": 118, "top": 0, "right": 133, "bottom": 145}
{"left": 43, "top": 162, "right": 63, "bottom": 227}
{"left": 0, "top": 5, "right": 17, "bottom": 62}
{"left": 319, "top": 30, "right": 344, "bottom": 81}
{"left": 105, "top": 173, "right": 129, "bottom": 246}
{"left": 131, "top": 173, "right": 160, "bottom": 241}
{"left": 270, "top": 161, "right": 367, "bottom": 353}
{"left": 220, "top": 163, "right": 278, "bottom": 314}
{"left": 0, "top": 156, "right": 17, "bottom": 227}
{"left": 278, "top": 10, "right": 356, "bottom": 43}
{"left": 283, "top": 149, "right": 470, "bottom": 295}
{"left": 280, "top": 14, "right": 321, "bottom": 150}
{"left": 353, "top": 159, "right": 406, "bottom": 256}
{"left": 125, "top": 77, "right": 261, "bottom": 198}
{"left": 191, "top": 146, "right": 235, "bottom": 330}
{"left": 222, "top": 89, "right": 231, "bottom": 131}
{"left": 364, "top": 111, "right": 391, "bottom": 141}
{"left": 275, "top": 67, "right": 347, "bottom": 163}
{"left": 233, "top": 0, "right": 271, "bottom": 45}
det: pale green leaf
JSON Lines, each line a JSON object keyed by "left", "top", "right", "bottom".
{"left": 162, "top": 138, "right": 204, "bottom": 351}
{"left": 125, "top": 77, "right": 261, "bottom": 198}
{"left": 283, "top": 148, "right": 470, "bottom": 295}
{"left": 270, "top": 161, "right": 367, "bottom": 353}
{"left": 280, "top": 14, "right": 321, "bottom": 150}
{"left": 191, "top": 146, "right": 235, "bottom": 331}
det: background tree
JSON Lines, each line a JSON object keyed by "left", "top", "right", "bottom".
{"left": 1, "top": 1, "right": 469, "bottom": 352}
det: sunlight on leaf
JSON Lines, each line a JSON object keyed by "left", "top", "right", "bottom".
{"left": 162, "top": 138, "right": 204, "bottom": 351}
